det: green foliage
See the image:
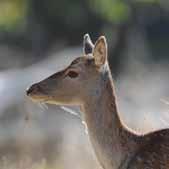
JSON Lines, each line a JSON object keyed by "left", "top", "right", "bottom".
{"left": 89, "top": 0, "right": 130, "bottom": 23}
{"left": 133, "top": 0, "right": 159, "bottom": 3}
{"left": 0, "top": 0, "right": 27, "bottom": 30}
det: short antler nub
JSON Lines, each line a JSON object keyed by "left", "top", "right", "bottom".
{"left": 83, "top": 33, "right": 94, "bottom": 55}
{"left": 83, "top": 33, "right": 90, "bottom": 41}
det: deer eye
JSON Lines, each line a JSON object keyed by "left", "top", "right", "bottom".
{"left": 67, "top": 71, "right": 79, "bottom": 78}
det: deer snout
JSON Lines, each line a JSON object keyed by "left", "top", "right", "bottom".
{"left": 26, "top": 83, "right": 43, "bottom": 96}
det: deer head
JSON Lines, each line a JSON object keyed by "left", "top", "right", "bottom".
{"left": 26, "top": 34, "right": 109, "bottom": 106}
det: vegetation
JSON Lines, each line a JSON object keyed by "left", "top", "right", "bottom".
{"left": 0, "top": 0, "right": 27, "bottom": 30}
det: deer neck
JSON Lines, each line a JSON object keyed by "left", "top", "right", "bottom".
{"left": 82, "top": 69, "right": 141, "bottom": 169}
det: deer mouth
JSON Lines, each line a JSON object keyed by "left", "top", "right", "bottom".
{"left": 26, "top": 83, "right": 49, "bottom": 102}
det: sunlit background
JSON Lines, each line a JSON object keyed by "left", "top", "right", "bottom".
{"left": 1, "top": 0, "right": 169, "bottom": 168}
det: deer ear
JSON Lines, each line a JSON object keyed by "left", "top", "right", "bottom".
{"left": 83, "top": 34, "right": 94, "bottom": 55}
{"left": 93, "top": 36, "right": 107, "bottom": 67}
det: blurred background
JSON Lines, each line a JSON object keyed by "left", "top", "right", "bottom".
{"left": 1, "top": 0, "right": 169, "bottom": 168}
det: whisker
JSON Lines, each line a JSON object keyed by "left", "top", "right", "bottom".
{"left": 82, "top": 121, "right": 88, "bottom": 135}
{"left": 41, "top": 102, "right": 48, "bottom": 110}
{"left": 60, "top": 106, "right": 80, "bottom": 118}
{"left": 38, "top": 102, "right": 47, "bottom": 110}
{"left": 38, "top": 102, "right": 43, "bottom": 109}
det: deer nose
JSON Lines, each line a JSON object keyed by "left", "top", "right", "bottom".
{"left": 26, "top": 83, "right": 43, "bottom": 96}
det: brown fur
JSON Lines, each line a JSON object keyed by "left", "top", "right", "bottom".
{"left": 27, "top": 35, "right": 169, "bottom": 169}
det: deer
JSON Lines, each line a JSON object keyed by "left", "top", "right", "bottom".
{"left": 26, "top": 34, "right": 169, "bottom": 169}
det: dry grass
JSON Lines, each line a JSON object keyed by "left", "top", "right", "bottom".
{"left": 0, "top": 156, "right": 63, "bottom": 169}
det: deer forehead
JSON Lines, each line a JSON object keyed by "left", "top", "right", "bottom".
{"left": 68, "top": 55, "right": 95, "bottom": 69}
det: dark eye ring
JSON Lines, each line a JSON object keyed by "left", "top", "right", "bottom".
{"left": 67, "top": 71, "right": 79, "bottom": 78}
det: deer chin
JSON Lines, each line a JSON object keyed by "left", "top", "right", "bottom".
{"left": 43, "top": 97, "right": 83, "bottom": 106}
{"left": 28, "top": 95, "right": 70, "bottom": 105}
{"left": 28, "top": 97, "right": 46, "bottom": 103}
{"left": 27, "top": 94, "right": 50, "bottom": 103}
